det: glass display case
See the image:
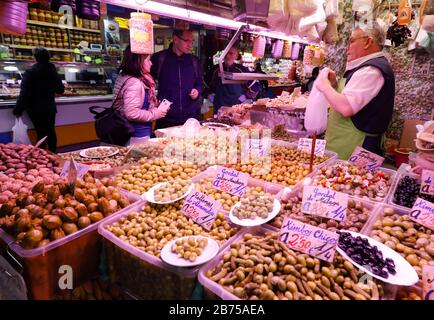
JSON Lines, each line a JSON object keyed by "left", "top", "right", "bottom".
{"left": 0, "top": 58, "right": 117, "bottom": 102}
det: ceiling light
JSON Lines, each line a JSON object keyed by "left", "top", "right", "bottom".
{"left": 67, "top": 67, "right": 79, "bottom": 73}
{"left": 4, "top": 66, "right": 18, "bottom": 71}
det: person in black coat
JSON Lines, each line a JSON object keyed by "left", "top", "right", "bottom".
{"left": 13, "top": 47, "right": 64, "bottom": 152}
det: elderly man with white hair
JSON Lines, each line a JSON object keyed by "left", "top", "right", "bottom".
{"left": 315, "top": 22, "right": 396, "bottom": 159}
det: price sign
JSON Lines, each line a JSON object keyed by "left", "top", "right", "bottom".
{"left": 279, "top": 217, "right": 338, "bottom": 262}
{"left": 301, "top": 186, "right": 348, "bottom": 222}
{"left": 212, "top": 166, "right": 249, "bottom": 197}
{"left": 95, "top": 58, "right": 102, "bottom": 64}
{"left": 297, "top": 138, "right": 327, "bottom": 157}
{"left": 60, "top": 159, "right": 89, "bottom": 181}
{"left": 422, "top": 265, "right": 434, "bottom": 300}
{"left": 105, "top": 79, "right": 113, "bottom": 84}
{"left": 89, "top": 80, "right": 96, "bottom": 85}
{"left": 6, "top": 79, "right": 15, "bottom": 85}
{"left": 280, "top": 91, "right": 290, "bottom": 96}
{"left": 420, "top": 170, "right": 434, "bottom": 195}
{"left": 181, "top": 190, "right": 222, "bottom": 231}
{"left": 245, "top": 139, "right": 270, "bottom": 158}
{"left": 409, "top": 197, "right": 434, "bottom": 231}
{"left": 348, "top": 146, "right": 384, "bottom": 170}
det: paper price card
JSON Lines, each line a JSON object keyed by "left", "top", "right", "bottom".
{"left": 348, "top": 146, "right": 385, "bottom": 170}
{"left": 181, "top": 190, "right": 222, "bottom": 231}
{"left": 409, "top": 197, "right": 434, "bottom": 231}
{"left": 420, "top": 170, "right": 434, "bottom": 195}
{"left": 279, "top": 217, "right": 338, "bottom": 262}
{"left": 297, "top": 138, "right": 326, "bottom": 157}
{"left": 422, "top": 265, "right": 434, "bottom": 300}
{"left": 301, "top": 186, "right": 348, "bottom": 222}
{"left": 60, "top": 160, "right": 89, "bottom": 182}
{"left": 212, "top": 166, "right": 249, "bottom": 197}
{"left": 245, "top": 139, "right": 270, "bottom": 158}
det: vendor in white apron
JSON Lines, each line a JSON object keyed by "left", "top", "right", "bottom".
{"left": 315, "top": 22, "right": 395, "bottom": 160}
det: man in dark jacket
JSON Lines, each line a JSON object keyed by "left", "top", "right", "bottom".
{"left": 13, "top": 47, "right": 64, "bottom": 152}
{"left": 151, "top": 30, "right": 203, "bottom": 129}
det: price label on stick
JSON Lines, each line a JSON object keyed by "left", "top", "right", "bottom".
{"left": 348, "top": 146, "right": 384, "bottom": 170}
{"left": 60, "top": 159, "right": 89, "bottom": 181}
{"left": 409, "top": 197, "right": 434, "bottom": 231}
{"left": 212, "top": 166, "right": 248, "bottom": 197}
{"left": 181, "top": 190, "right": 222, "bottom": 231}
{"left": 301, "top": 186, "right": 348, "bottom": 222}
{"left": 420, "top": 170, "right": 434, "bottom": 195}
{"left": 297, "top": 138, "right": 326, "bottom": 157}
{"left": 279, "top": 217, "right": 338, "bottom": 262}
{"left": 34, "top": 136, "right": 47, "bottom": 148}
{"left": 422, "top": 265, "right": 434, "bottom": 300}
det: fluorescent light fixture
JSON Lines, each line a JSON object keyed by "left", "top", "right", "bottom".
{"left": 105, "top": 0, "right": 244, "bottom": 30}
{"left": 4, "top": 61, "right": 16, "bottom": 64}
{"left": 103, "top": 0, "right": 315, "bottom": 43}
{"left": 4, "top": 66, "right": 18, "bottom": 71}
{"left": 67, "top": 67, "right": 79, "bottom": 73}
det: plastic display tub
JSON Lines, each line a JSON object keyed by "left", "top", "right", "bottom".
{"left": 98, "top": 202, "right": 241, "bottom": 300}
{"left": 308, "top": 159, "right": 397, "bottom": 203}
{"left": 198, "top": 225, "right": 396, "bottom": 300}
{"left": 363, "top": 203, "right": 431, "bottom": 284}
{"left": 387, "top": 171, "right": 430, "bottom": 212}
{"left": 267, "top": 185, "right": 381, "bottom": 235}
{"left": 0, "top": 189, "right": 141, "bottom": 300}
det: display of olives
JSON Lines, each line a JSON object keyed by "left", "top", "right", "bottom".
{"left": 233, "top": 194, "right": 274, "bottom": 220}
{"left": 312, "top": 162, "right": 393, "bottom": 201}
{"left": 270, "top": 193, "right": 371, "bottom": 232}
{"left": 392, "top": 175, "right": 434, "bottom": 208}
{"left": 337, "top": 231, "right": 396, "bottom": 278}
{"left": 154, "top": 180, "right": 192, "bottom": 202}
{"left": 370, "top": 207, "right": 434, "bottom": 279}
{"left": 171, "top": 236, "right": 208, "bottom": 262}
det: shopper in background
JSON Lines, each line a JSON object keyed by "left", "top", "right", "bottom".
{"left": 315, "top": 22, "right": 395, "bottom": 159}
{"left": 254, "top": 62, "right": 271, "bottom": 99}
{"left": 113, "top": 45, "right": 167, "bottom": 145}
{"left": 302, "top": 66, "right": 319, "bottom": 93}
{"left": 151, "top": 29, "right": 203, "bottom": 129}
{"left": 207, "top": 46, "right": 261, "bottom": 115}
{"left": 13, "top": 47, "right": 64, "bottom": 152}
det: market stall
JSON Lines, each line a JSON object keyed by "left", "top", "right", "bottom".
{"left": 0, "top": 0, "right": 433, "bottom": 302}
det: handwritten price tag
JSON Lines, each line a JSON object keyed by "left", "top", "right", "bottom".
{"left": 60, "top": 160, "right": 89, "bottom": 182}
{"left": 348, "top": 146, "right": 384, "bottom": 170}
{"left": 420, "top": 170, "right": 434, "bottom": 196}
{"left": 301, "top": 186, "right": 348, "bottom": 222}
{"left": 409, "top": 197, "right": 434, "bottom": 231}
{"left": 181, "top": 190, "right": 222, "bottom": 231}
{"left": 297, "top": 138, "right": 327, "bottom": 157}
{"left": 422, "top": 265, "right": 434, "bottom": 300}
{"left": 279, "top": 217, "right": 338, "bottom": 262}
{"left": 245, "top": 139, "right": 270, "bottom": 158}
{"left": 212, "top": 166, "right": 249, "bottom": 197}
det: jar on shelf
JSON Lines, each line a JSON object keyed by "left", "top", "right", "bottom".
{"left": 291, "top": 42, "right": 301, "bottom": 60}
{"left": 282, "top": 40, "right": 292, "bottom": 58}
{"left": 30, "top": 9, "right": 38, "bottom": 21}
{"left": 252, "top": 35, "right": 266, "bottom": 58}
{"left": 303, "top": 45, "right": 314, "bottom": 65}
{"left": 129, "top": 12, "right": 154, "bottom": 54}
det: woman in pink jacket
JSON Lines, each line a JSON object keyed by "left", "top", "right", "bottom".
{"left": 113, "top": 45, "right": 167, "bottom": 145}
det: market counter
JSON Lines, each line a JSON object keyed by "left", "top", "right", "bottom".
{"left": 0, "top": 95, "right": 113, "bottom": 146}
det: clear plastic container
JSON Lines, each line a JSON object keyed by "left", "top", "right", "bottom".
{"left": 98, "top": 201, "right": 241, "bottom": 299}
{"left": 309, "top": 159, "right": 398, "bottom": 203}
{"left": 198, "top": 225, "right": 397, "bottom": 300}
{"left": 268, "top": 185, "right": 380, "bottom": 234}
{"left": 387, "top": 171, "right": 425, "bottom": 211}
{"left": 0, "top": 189, "right": 141, "bottom": 300}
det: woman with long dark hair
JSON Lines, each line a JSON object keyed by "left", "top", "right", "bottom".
{"left": 113, "top": 45, "right": 167, "bottom": 145}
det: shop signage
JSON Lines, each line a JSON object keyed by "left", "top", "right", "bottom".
{"left": 409, "top": 197, "right": 434, "bottom": 231}
{"left": 181, "top": 190, "right": 222, "bottom": 230}
{"left": 422, "top": 265, "right": 434, "bottom": 300}
{"left": 297, "top": 138, "right": 326, "bottom": 157}
{"left": 348, "top": 146, "right": 384, "bottom": 170}
{"left": 279, "top": 217, "right": 338, "bottom": 262}
{"left": 60, "top": 159, "right": 89, "bottom": 182}
{"left": 301, "top": 186, "right": 348, "bottom": 222}
{"left": 420, "top": 170, "right": 434, "bottom": 195}
{"left": 212, "top": 166, "right": 249, "bottom": 197}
